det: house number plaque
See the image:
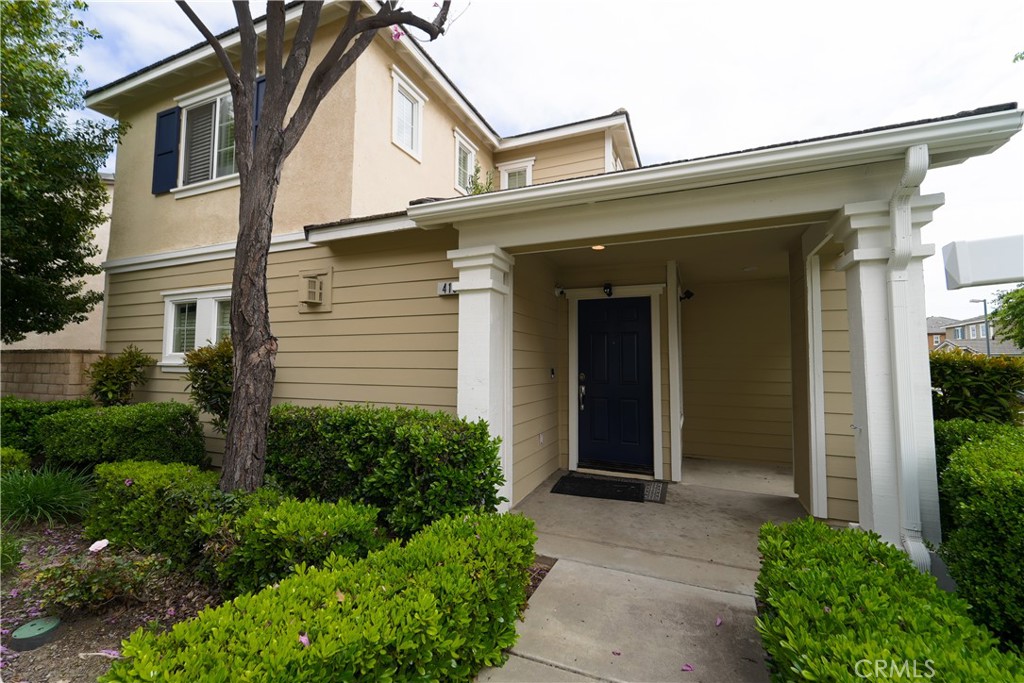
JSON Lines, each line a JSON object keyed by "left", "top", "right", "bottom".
{"left": 437, "top": 281, "right": 458, "bottom": 296}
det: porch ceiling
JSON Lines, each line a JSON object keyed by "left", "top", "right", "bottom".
{"left": 528, "top": 222, "right": 817, "bottom": 284}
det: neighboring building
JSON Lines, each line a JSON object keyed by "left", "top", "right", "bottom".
{"left": 83, "top": 2, "right": 1024, "bottom": 571}
{"left": 0, "top": 174, "right": 114, "bottom": 401}
{"left": 941, "top": 315, "right": 1023, "bottom": 356}
{"left": 926, "top": 316, "right": 957, "bottom": 350}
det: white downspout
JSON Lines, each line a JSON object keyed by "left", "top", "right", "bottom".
{"left": 888, "top": 144, "right": 930, "bottom": 572}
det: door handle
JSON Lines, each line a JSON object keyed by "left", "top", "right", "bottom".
{"left": 578, "top": 372, "right": 586, "bottom": 411}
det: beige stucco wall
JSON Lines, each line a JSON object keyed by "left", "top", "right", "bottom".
{"left": 108, "top": 18, "right": 364, "bottom": 260}
{"left": 820, "top": 253, "right": 857, "bottom": 522}
{"left": 495, "top": 132, "right": 606, "bottom": 186}
{"left": 349, "top": 36, "right": 494, "bottom": 216}
{"left": 680, "top": 279, "right": 793, "bottom": 467}
{"left": 104, "top": 228, "right": 459, "bottom": 464}
{"left": 510, "top": 254, "right": 564, "bottom": 504}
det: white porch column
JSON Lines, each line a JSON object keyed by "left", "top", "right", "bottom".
{"left": 834, "top": 174, "right": 944, "bottom": 564}
{"left": 448, "top": 245, "right": 515, "bottom": 510}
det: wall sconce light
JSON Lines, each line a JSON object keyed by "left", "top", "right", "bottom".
{"left": 680, "top": 289, "right": 695, "bottom": 302}
{"left": 603, "top": 283, "right": 613, "bottom": 297}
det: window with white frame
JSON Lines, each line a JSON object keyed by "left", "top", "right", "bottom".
{"left": 969, "top": 325, "right": 977, "bottom": 339}
{"left": 161, "top": 286, "right": 231, "bottom": 367}
{"left": 933, "top": 334, "right": 941, "bottom": 346}
{"left": 391, "top": 67, "right": 426, "bottom": 160}
{"left": 453, "top": 129, "right": 477, "bottom": 193}
{"left": 979, "top": 322, "right": 988, "bottom": 338}
{"left": 497, "top": 157, "right": 535, "bottom": 190}
{"left": 953, "top": 327, "right": 964, "bottom": 340}
{"left": 181, "top": 91, "right": 235, "bottom": 186}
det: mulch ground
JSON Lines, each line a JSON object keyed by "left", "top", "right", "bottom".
{"left": 1, "top": 525, "right": 557, "bottom": 682}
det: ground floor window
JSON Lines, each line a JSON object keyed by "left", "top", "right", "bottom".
{"left": 161, "top": 286, "right": 231, "bottom": 367}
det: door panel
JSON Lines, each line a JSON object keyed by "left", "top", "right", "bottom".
{"left": 578, "top": 297, "right": 653, "bottom": 473}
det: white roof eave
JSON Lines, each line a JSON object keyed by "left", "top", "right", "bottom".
{"left": 407, "top": 108, "right": 1024, "bottom": 226}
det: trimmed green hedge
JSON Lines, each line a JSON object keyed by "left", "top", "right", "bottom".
{"left": 202, "top": 497, "right": 387, "bottom": 597}
{"left": 86, "top": 461, "right": 220, "bottom": 564}
{"left": 1, "top": 446, "right": 31, "bottom": 472}
{"left": 102, "top": 512, "right": 536, "bottom": 682}
{"left": 940, "top": 430, "right": 1024, "bottom": 647}
{"left": 930, "top": 351, "right": 1024, "bottom": 424}
{"left": 934, "top": 419, "right": 1019, "bottom": 474}
{"left": 266, "top": 404, "right": 505, "bottom": 538}
{"left": 0, "top": 397, "right": 93, "bottom": 458}
{"left": 756, "top": 517, "right": 1024, "bottom": 681}
{"left": 37, "top": 402, "right": 208, "bottom": 470}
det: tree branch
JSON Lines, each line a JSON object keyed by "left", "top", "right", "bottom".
{"left": 175, "top": 1, "right": 240, "bottom": 88}
{"left": 263, "top": 0, "right": 285, "bottom": 87}
{"left": 280, "top": 1, "right": 325, "bottom": 109}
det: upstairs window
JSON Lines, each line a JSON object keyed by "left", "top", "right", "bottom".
{"left": 182, "top": 93, "right": 235, "bottom": 185}
{"left": 498, "top": 157, "right": 535, "bottom": 190}
{"left": 953, "top": 327, "right": 964, "bottom": 340}
{"left": 979, "top": 322, "right": 988, "bottom": 338}
{"left": 932, "top": 334, "right": 941, "bottom": 346}
{"left": 969, "top": 325, "right": 977, "bottom": 339}
{"left": 454, "top": 129, "right": 477, "bottom": 193}
{"left": 391, "top": 66, "right": 426, "bottom": 160}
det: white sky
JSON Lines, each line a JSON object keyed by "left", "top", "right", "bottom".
{"left": 76, "top": 0, "right": 1024, "bottom": 319}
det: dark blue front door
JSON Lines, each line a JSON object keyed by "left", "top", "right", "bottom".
{"left": 578, "top": 297, "right": 653, "bottom": 473}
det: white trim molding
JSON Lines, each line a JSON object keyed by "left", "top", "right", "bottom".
{"left": 453, "top": 128, "right": 477, "bottom": 194}
{"left": 306, "top": 215, "right": 417, "bottom": 243}
{"left": 566, "top": 284, "right": 665, "bottom": 480}
{"left": 666, "top": 262, "right": 684, "bottom": 482}
{"left": 103, "top": 231, "right": 313, "bottom": 274}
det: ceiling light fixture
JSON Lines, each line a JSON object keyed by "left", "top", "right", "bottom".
{"left": 591, "top": 245, "right": 606, "bottom": 251}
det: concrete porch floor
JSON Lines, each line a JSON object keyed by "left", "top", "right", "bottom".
{"left": 478, "top": 460, "right": 806, "bottom": 682}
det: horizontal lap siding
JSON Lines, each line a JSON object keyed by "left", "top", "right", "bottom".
{"left": 497, "top": 132, "right": 606, "bottom": 186}
{"left": 511, "top": 255, "right": 563, "bottom": 504}
{"left": 681, "top": 279, "right": 793, "bottom": 465}
{"left": 820, "top": 256, "right": 857, "bottom": 522}
{"left": 104, "top": 229, "right": 460, "bottom": 466}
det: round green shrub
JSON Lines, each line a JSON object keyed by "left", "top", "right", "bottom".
{"left": 940, "top": 430, "right": 1024, "bottom": 647}
{"left": 0, "top": 397, "right": 94, "bottom": 457}
{"left": 1, "top": 446, "right": 31, "bottom": 472}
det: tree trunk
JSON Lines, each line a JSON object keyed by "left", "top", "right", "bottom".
{"left": 219, "top": 157, "right": 281, "bottom": 493}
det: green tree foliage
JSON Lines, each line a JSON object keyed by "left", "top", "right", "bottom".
{"left": 0, "top": 0, "right": 123, "bottom": 343}
{"left": 183, "top": 338, "right": 233, "bottom": 433}
{"left": 992, "top": 283, "right": 1024, "bottom": 349}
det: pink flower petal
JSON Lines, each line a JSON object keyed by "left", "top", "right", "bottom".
{"left": 681, "top": 663, "right": 695, "bottom": 672}
{"left": 715, "top": 616, "right": 723, "bottom": 627}
{"left": 298, "top": 633, "right": 310, "bottom": 648}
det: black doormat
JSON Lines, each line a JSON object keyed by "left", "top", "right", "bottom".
{"left": 550, "top": 473, "right": 669, "bottom": 504}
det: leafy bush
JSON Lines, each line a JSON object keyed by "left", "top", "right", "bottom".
{"left": 0, "top": 464, "right": 93, "bottom": 526}
{"left": 756, "top": 517, "right": 1024, "bottom": 681}
{"left": 34, "top": 542, "right": 162, "bottom": 613}
{"left": 1, "top": 533, "right": 23, "bottom": 577}
{"left": 102, "top": 512, "right": 535, "bottom": 683}
{"left": 37, "top": 402, "right": 208, "bottom": 470}
{"left": 86, "top": 344, "right": 155, "bottom": 406}
{"left": 184, "top": 338, "right": 233, "bottom": 433}
{"left": 0, "top": 397, "right": 93, "bottom": 457}
{"left": 267, "top": 403, "right": 504, "bottom": 538}
{"left": 940, "top": 430, "right": 1024, "bottom": 647}
{"left": 1, "top": 446, "right": 31, "bottom": 472}
{"left": 86, "top": 461, "right": 220, "bottom": 564}
{"left": 200, "top": 497, "right": 385, "bottom": 597}
{"left": 930, "top": 350, "right": 1024, "bottom": 424}
{"left": 934, "top": 419, "right": 1019, "bottom": 474}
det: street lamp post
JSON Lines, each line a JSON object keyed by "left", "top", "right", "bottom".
{"left": 970, "top": 298, "right": 991, "bottom": 356}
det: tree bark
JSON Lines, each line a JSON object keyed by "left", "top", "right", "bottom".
{"left": 178, "top": 0, "right": 451, "bottom": 492}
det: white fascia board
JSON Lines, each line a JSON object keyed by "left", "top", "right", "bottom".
{"left": 409, "top": 109, "right": 1023, "bottom": 226}
{"left": 306, "top": 215, "right": 418, "bottom": 243}
{"left": 498, "top": 114, "right": 630, "bottom": 152}
{"left": 103, "top": 231, "right": 312, "bottom": 274}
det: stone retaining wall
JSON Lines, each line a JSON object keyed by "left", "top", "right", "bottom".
{"left": 0, "top": 350, "right": 103, "bottom": 401}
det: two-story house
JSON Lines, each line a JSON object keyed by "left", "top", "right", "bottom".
{"left": 85, "top": 1, "right": 1023, "bottom": 571}
{"left": 941, "top": 315, "right": 1023, "bottom": 356}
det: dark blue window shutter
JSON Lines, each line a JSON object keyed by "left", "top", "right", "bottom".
{"left": 152, "top": 106, "right": 180, "bottom": 194}
{"left": 253, "top": 76, "right": 266, "bottom": 142}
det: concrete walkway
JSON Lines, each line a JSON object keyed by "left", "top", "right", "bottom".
{"left": 478, "top": 466, "right": 805, "bottom": 682}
